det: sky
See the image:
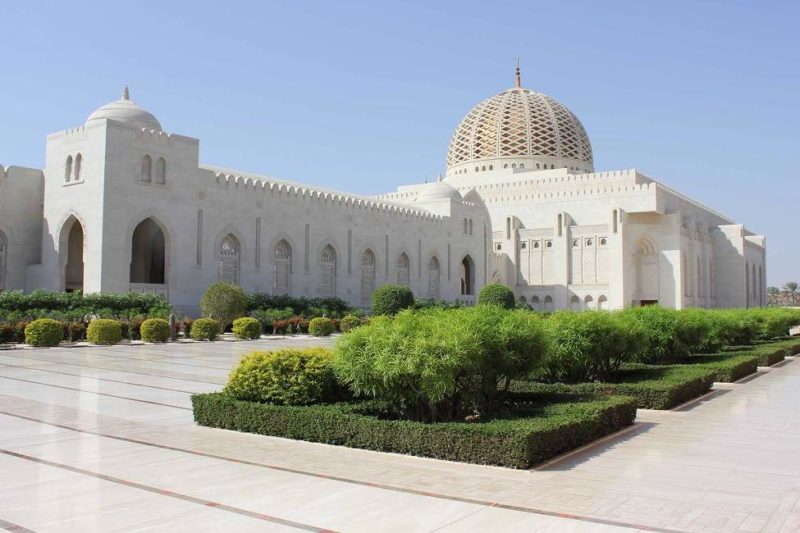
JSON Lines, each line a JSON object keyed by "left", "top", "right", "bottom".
{"left": 1, "top": 1, "right": 798, "bottom": 285}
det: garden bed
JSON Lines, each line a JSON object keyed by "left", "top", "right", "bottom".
{"left": 684, "top": 353, "right": 760, "bottom": 382}
{"left": 511, "top": 365, "right": 718, "bottom": 410}
{"left": 191, "top": 392, "right": 637, "bottom": 469}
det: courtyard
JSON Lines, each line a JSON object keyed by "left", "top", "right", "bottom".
{"left": 0, "top": 338, "right": 799, "bottom": 532}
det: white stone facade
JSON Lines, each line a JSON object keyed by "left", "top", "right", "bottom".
{"left": 0, "top": 77, "right": 765, "bottom": 312}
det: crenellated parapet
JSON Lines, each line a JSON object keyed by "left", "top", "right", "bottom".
{"left": 210, "top": 171, "right": 445, "bottom": 224}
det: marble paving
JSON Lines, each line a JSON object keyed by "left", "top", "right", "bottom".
{"left": 1, "top": 337, "right": 799, "bottom": 532}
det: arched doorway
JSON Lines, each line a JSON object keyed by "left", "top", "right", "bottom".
{"left": 0, "top": 230, "right": 6, "bottom": 291}
{"left": 273, "top": 240, "right": 291, "bottom": 295}
{"left": 361, "top": 249, "right": 376, "bottom": 305}
{"left": 584, "top": 295, "right": 594, "bottom": 310}
{"left": 218, "top": 234, "right": 240, "bottom": 285}
{"left": 543, "top": 295, "right": 554, "bottom": 312}
{"left": 130, "top": 218, "right": 166, "bottom": 284}
{"left": 63, "top": 217, "right": 85, "bottom": 292}
{"left": 531, "top": 295, "right": 541, "bottom": 311}
{"left": 570, "top": 295, "right": 581, "bottom": 311}
{"left": 598, "top": 295, "right": 608, "bottom": 310}
{"left": 319, "top": 245, "right": 336, "bottom": 297}
{"left": 634, "top": 236, "right": 659, "bottom": 305}
{"left": 427, "top": 256, "right": 440, "bottom": 300}
{"left": 396, "top": 252, "right": 409, "bottom": 286}
{"left": 460, "top": 255, "right": 475, "bottom": 296}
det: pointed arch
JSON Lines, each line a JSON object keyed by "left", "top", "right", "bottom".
{"left": 543, "top": 295, "right": 554, "bottom": 312}
{"left": 396, "top": 251, "right": 410, "bottom": 286}
{"left": 141, "top": 155, "right": 152, "bottom": 182}
{"left": 584, "top": 294, "right": 594, "bottom": 310}
{"left": 273, "top": 239, "right": 292, "bottom": 295}
{"left": 319, "top": 244, "right": 337, "bottom": 297}
{"left": 460, "top": 254, "right": 475, "bottom": 295}
{"left": 531, "top": 295, "right": 541, "bottom": 311}
{"left": 218, "top": 233, "right": 241, "bottom": 285}
{"left": 130, "top": 217, "right": 166, "bottom": 284}
{"left": 634, "top": 235, "right": 659, "bottom": 304}
{"left": 155, "top": 157, "right": 166, "bottom": 184}
{"left": 427, "top": 255, "right": 440, "bottom": 300}
{"left": 65, "top": 155, "right": 73, "bottom": 182}
{"left": 570, "top": 295, "right": 581, "bottom": 311}
{"left": 598, "top": 295, "right": 608, "bottom": 310}
{"left": 74, "top": 153, "right": 82, "bottom": 181}
{"left": 361, "top": 248, "right": 376, "bottom": 305}
{"left": 59, "top": 215, "right": 85, "bottom": 292}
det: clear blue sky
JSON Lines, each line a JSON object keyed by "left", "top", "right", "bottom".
{"left": 1, "top": 1, "right": 798, "bottom": 285}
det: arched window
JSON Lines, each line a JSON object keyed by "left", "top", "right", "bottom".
{"left": 74, "top": 153, "right": 82, "bottom": 181}
{"left": 463, "top": 218, "right": 468, "bottom": 234}
{"left": 0, "top": 230, "right": 6, "bottom": 291}
{"left": 361, "top": 249, "right": 376, "bottom": 305}
{"left": 319, "top": 245, "right": 337, "bottom": 297}
{"left": 518, "top": 295, "right": 528, "bottom": 307}
{"left": 130, "top": 218, "right": 166, "bottom": 284}
{"left": 584, "top": 295, "right": 594, "bottom": 310}
{"left": 63, "top": 217, "right": 85, "bottom": 292}
{"left": 273, "top": 240, "right": 291, "bottom": 295}
{"left": 598, "top": 295, "right": 608, "bottom": 310}
{"left": 543, "top": 295, "right": 554, "bottom": 312}
{"left": 141, "top": 155, "right": 152, "bottom": 182}
{"left": 155, "top": 157, "right": 166, "bottom": 184}
{"left": 570, "top": 295, "right": 581, "bottom": 311}
{"left": 468, "top": 219, "right": 473, "bottom": 235}
{"left": 396, "top": 252, "right": 409, "bottom": 285}
{"left": 519, "top": 163, "right": 524, "bottom": 169}
{"left": 531, "top": 295, "right": 541, "bottom": 311}
{"left": 460, "top": 255, "right": 475, "bottom": 295}
{"left": 506, "top": 217, "right": 511, "bottom": 239}
{"left": 65, "top": 155, "right": 73, "bottom": 182}
{"left": 428, "top": 256, "right": 440, "bottom": 300}
{"left": 635, "top": 237, "right": 659, "bottom": 304}
{"left": 218, "top": 234, "right": 240, "bottom": 285}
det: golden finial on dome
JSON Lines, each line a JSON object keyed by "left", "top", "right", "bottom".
{"left": 515, "top": 57, "right": 521, "bottom": 88}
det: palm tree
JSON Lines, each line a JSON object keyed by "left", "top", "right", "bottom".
{"left": 767, "top": 286, "right": 780, "bottom": 306}
{"left": 783, "top": 282, "right": 799, "bottom": 306}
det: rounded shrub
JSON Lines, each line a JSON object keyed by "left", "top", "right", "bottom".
{"left": 371, "top": 284, "right": 415, "bottom": 316}
{"left": 199, "top": 282, "right": 247, "bottom": 331}
{"left": 87, "top": 319, "right": 122, "bottom": 345}
{"left": 191, "top": 318, "right": 219, "bottom": 341}
{"left": 24, "top": 318, "right": 64, "bottom": 347}
{"left": 478, "top": 284, "right": 515, "bottom": 309}
{"left": 224, "top": 347, "right": 339, "bottom": 405}
{"left": 232, "top": 317, "right": 261, "bottom": 340}
{"left": 308, "top": 317, "right": 335, "bottom": 336}
{"left": 140, "top": 318, "right": 171, "bottom": 343}
{"left": 339, "top": 314, "right": 361, "bottom": 333}
{"left": 333, "top": 306, "right": 547, "bottom": 422}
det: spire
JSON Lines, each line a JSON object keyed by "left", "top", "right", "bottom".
{"left": 515, "top": 57, "right": 521, "bottom": 88}
{"left": 122, "top": 85, "right": 130, "bottom": 100}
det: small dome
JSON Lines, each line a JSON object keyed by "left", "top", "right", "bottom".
{"left": 416, "top": 180, "right": 461, "bottom": 202}
{"left": 446, "top": 68, "right": 593, "bottom": 173}
{"left": 86, "top": 86, "right": 162, "bottom": 131}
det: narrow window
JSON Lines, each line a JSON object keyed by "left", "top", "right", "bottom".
{"left": 74, "top": 153, "right": 82, "bottom": 180}
{"left": 155, "top": 157, "right": 166, "bottom": 184}
{"left": 65, "top": 155, "right": 73, "bottom": 182}
{"left": 141, "top": 155, "right": 152, "bottom": 182}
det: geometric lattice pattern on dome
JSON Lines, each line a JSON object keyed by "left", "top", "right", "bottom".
{"left": 446, "top": 86, "right": 593, "bottom": 169}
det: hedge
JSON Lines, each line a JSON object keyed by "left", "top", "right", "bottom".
{"left": 308, "top": 317, "right": 335, "bottom": 336}
{"left": 192, "top": 392, "right": 637, "bottom": 468}
{"left": 685, "top": 353, "right": 759, "bottom": 383}
{"left": 87, "top": 319, "right": 122, "bottom": 345}
{"left": 140, "top": 318, "right": 171, "bottom": 343}
{"left": 513, "top": 364, "right": 718, "bottom": 410}
{"left": 371, "top": 285, "right": 415, "bottom": 316}
{"left": 24, "top": 318, "right": 64, "bottom": 347}
{"left": 232, "top": 317, "right": 262, "bottom": 340}
{"left": 191, "top": 318, "right": 219, "bottom": 341}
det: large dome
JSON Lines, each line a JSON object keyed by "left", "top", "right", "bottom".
{"left": 86, "top": 87, "right": 162, "bottom": 131}
{"left": 446, "top": 73, "right": 593, "bottom": 176}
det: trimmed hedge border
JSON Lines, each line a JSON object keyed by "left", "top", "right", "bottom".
{"left": 191, "top": 392, "right": 637, "bottom": 469}
{"left": 687, "top": 353, "right": 759, "bottom": 383}
{"left": 512, "top": 365, "right": 718, "bottom": 410}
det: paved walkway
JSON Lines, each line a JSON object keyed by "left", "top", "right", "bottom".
{"left": 1, "top": 338, "right": 799, "bottom": 532}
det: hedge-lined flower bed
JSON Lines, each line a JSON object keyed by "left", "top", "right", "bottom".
{"left": 191, "top": 392, "right": 637, "bottom": 468}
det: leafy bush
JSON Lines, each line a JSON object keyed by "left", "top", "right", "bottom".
{"left": 224, "top": 348, "right": 339, "bottom": 405}
{"left": 87, "top": 319, "right": 122, "bottom": 345}
{"left": 0, "top": 290, "right": 170, "bottom": 318}
{"left": 182, "top": 318, "right": 194, "bottom": 338}
{"left": 67, "top": 322, "right": 87, "bottom": 342}
{"left": 199, "top": 283, "right": 247, "bottom": 331}
{"left": 537, "top": 311, "right": 645, "bottom": 383}
{"left": 232, "top": 317, "right": 262, "bottom": 340}
{"left": 192, "top": 392, "right": 637, "bottom": 469}
{"left": 619, "top": 306, "right": 709, "bottom": 364}
{"left": 339, "top": 314, "right": 361, "bottom": 333}
{"left": 24, "top": 318, "right": 64, "bottom": 347}
{"left": 250, "top": 307, "right": 294, "bottom": 334}
{"left": 246, "top": 293, "right": 354, "bottom": 319}
{"left": 747, "top": 308, "right": 800, "bottom": 340}
{"left": 371, "top": 285, "right": 415, "bottom": 316}
{"left": 191, "top": 318, "right": 219, "bottom": 341}
{"left": 333, "top": 307, "right": 547, "bottom": 421}
{"left": 140, "top": 318, "right": 171, "bottom": 343}
{"left": 308, "top": 317, "right": 335, "bottom": 336}
{"left": 478, "top": 284, "right": 516, "bottom": 309}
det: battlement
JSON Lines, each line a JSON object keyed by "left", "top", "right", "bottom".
{"left": 0, "top": 164, "right": 44, "bottom": 183}
{"left": 208, "top": 169, "right": 445, "bottom": 224}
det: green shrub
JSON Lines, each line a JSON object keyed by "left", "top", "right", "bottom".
{"left": 333, "top": 306, "right": 547, "bottom": 421}
{"left": 232, "top": 317, "right": 262, "bottom": 340}
{"left": 747, "top": 308, "right": 800, "bottom": 340}
{"left": 199, "top": 282, "right": 247, "bottom": 331}
{"left": 0, "top": 289, "right": 171, "bottom": 317}
{"left": 477, "top": 284, "right": 516, "bottom": 309}
{"left": 308, "top": 317, "right": 335, "bottom": 336}
{"left": 67, "top": 322, "right": 87, "bottom": 342}
{"left": 537, "top": 311, "right": 645, "bottom": 383}
{"left": 191, "top": 318, "right": 219, "bottom": 341}
{"left": 192, "top": 392, "right": 636, "bottom": 468}
{"left": 140, "top": 318, "right": 171, "bottom": 343}
{"left": 86, "top": 319, "right": 122, "bottom": 345}
{"left": 250, "top": 307, "right": 294, "bottom": 333}
{"left": 619, "top": 306, "right": 709, "bottom": 364}
{"left": 224, "top": 348, "right": 339, "bottom": 405}
{"left": 182, "top": 318, "right": 194, "bottom": 338}
{"left": 339, "top": 314, "right": 361, "bottom": 333}
{"left": 371, "top": 285, "right": 415, "bottom": 316}
{"left": 686, "top": 353, "right": 759, "bottom": 382}
{"left": 24, "top": 318, "right": 64, "bottom": 347}
{"left": 246, "top": 293, "right": 354, "bottom": 318}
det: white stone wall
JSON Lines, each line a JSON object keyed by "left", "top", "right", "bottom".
{"left": 0, "top": 165, "right": 43, "bottom": 291}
